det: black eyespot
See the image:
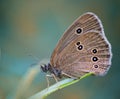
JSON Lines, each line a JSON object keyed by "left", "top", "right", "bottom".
{"left": 76, "top": 28, "right": 82, "bottom": 34}
{"left": 92, "top": 57, "right": 98, "bottom": 62}
{"left": 76, "top": 42, "right": 80, "bottom": 46}
{"left": 94, "top": 65, "right": 98, "bottom": 68}
{"left": 78, "top": 45, "right": 83, "bottom": 50}
{"left": 92, "top": 49, "right": 97, "bottom": 53}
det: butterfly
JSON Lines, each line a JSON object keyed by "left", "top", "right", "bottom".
{"left": 41, "top": 12, "right": 112, "bottom": 81}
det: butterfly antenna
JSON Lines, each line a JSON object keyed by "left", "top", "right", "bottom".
{"left": 28, "top": 53, "right": 40, "bottom": 61}
{"left": 24, "top": 48, "right": 40, "bottom": 61}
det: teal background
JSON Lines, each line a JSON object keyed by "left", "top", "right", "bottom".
{"left": 0, "top": 0, "right": 120, "bottom": 99}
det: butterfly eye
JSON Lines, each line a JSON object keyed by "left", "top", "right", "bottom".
{"left": 92, "top": 56, "right": 98, "bottom": 62}
{"left": 76, "top": 42, "right": 80, "bottom": 46}
{"left": 77, "top": 45, "right": 83, "bottom": 50}
{"left": 94, "top": 65, "right": 99, "bottom": 68}
{"left": 76, "top": 28, "right": 82, "bottom": 34}
{"left": 92, "top": 49, "right": 97, "bottom": 53}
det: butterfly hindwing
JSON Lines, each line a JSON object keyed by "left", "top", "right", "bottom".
{"left": 54, "top": 31, "right": 111, "bottom": 77}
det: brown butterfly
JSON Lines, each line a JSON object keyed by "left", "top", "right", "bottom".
{"left": 41, "top": 12, "right": 112, "bottom": 81}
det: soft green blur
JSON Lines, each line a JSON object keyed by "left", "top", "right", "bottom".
{"left": 0, "top": 0, "right": 120, "bottom": 99}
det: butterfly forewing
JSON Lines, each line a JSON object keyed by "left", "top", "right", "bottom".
{"left": 50, "top": 12, "right": 104, "bottom": 66}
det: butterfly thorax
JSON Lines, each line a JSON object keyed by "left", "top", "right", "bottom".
{"left": 41, "top": 63, "right": 62, "bottom": 78}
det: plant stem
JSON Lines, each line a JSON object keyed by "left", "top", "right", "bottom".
{"left": 29, "top": 72, "right": 93, "bottom": 99}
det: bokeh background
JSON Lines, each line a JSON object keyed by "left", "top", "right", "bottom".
{"left": 0, "top": 0, "right": 120, "bottom": 99}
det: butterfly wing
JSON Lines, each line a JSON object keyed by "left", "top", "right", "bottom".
{"left": 50, "top": 12, "right": 112, "bottom": 77}
{"left": 55, "top": 31, "right": 112, "bottom": 77}
{"left": 50, "top": 12, "right": 103, "bottom": 66}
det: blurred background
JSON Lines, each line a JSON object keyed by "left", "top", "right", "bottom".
{"left": 0, "top": 0, "right": 120, "bottom": 99}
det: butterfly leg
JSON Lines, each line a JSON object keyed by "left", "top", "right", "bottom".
{"left": 51, "top": 73, "right": 58, "bottom": 83}
{"left": 46, "top": 74, "right": 53, "bottom": 89}
{"left": 62, "top": 72, "right": 78, "bottom": 79}
{"left": 46, "top": 74, "right": 58, "bottom": 89}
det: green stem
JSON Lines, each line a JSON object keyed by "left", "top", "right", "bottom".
{"left": 28, "top": 72, "right": 93, "bottom": 99}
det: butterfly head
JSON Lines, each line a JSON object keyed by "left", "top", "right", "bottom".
{"left": 40, "top": 63, "right": 62, "bottom": 78}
